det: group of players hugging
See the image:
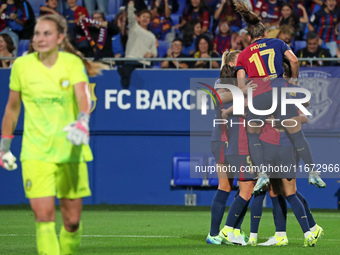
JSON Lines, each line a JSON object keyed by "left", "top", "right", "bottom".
{"left": 206, "top": 2, "right": 326, "bottom": 247}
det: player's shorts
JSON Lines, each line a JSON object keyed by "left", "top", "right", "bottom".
{"left": 211, "top": 141, "right": 228, "bottom": 164}
{"left": 261, "top": 141, "right": 296, "bottom": 179}
{"left": 227, "top": 155, "right": 256, "bottom": 181}
{"left": 22, "top": 160, "right": 92, "bottom": 199}
{"left": 247, "top": 88, "right": 298, "bottom": 122}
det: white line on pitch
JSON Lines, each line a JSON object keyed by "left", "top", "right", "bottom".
{"left": 82, "top": 235, "right": 180, "bottom": 238}
{"left": 0, "top": 234, "right": 180, "bottom": 238}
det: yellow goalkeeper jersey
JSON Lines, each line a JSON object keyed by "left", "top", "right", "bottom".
{"left": 9, "top": 51, "right": 93, "bottom": 163}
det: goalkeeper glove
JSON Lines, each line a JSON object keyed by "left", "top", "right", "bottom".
{"left": 0, "top": 136, "right": 17, "bottom": 171}
{"left": 63, "top": 112, "right": 90, "bottom": 146}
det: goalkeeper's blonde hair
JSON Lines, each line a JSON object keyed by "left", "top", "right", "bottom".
{"left": 220, "top": 50, "right": 241, "bottom": 70}
{"left": 37, "top": 14, "right": 108, "bottom": 77}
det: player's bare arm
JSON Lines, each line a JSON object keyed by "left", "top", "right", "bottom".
{"left": 1, "top": 90, "right": 21, "bottom": 136}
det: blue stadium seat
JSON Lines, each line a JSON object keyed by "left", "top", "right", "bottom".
{"left": 29, "top": 0, "right": 45, "bottom": 15}
{"left": 176, "top": 0, "right": 186, "bottom": 15}
{"left": 294, "top": 41, "right": 306, "bottom": 52}
{"left": 171, "top": 153, "right": 206, "bottom": 186}
{"left": 158, "top": 40, "right": 170, "bottom": 58}
{"left": 17, "top": 40, "right": 30, "bottom": 56}
{"left": 171, "top": 14, "right": 180, "bottom": 26}
{"left": 106, "top": 14, "right": 116, "bottom": 22}
{"left": 108, "top": 0, "right": 122, "bottom": 15}
{"left": 155, "top": 40, "right": 170, "bottom": 67}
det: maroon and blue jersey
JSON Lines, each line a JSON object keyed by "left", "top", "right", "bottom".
{"left": 213, "top": 34, "right": 231, "bottom": 55}
{"left": 182, "top": 7, "right": 210, "bottom": 29}
{"left": 148, "top": 0, "right": 173, "bottom": 16}
{"left": 0, "top": 3, "right": 25, "bottom": 32}
{"left": 236, "top": 38, "right": 291, "bottom": 97}
{"left": 259, "top": 82, "right": 304, "bottom": 146}
{"left": 226, "top": 116, "right": 249, "bottom": 156}
{"left": 260, "top": 123, "right": 291, "bottom": 146}
{"left": 254, "top": 0, "right": 281, "bottom": 23}
{"left": 63, "top": 6, "right": 89, "bottom": 42}
{"left": 310, "top": 8, "right": 340, "bottom": 43}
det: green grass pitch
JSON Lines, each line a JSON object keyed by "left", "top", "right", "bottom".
{"left": 0, "top": 205, "right": 339, "bottom": 254}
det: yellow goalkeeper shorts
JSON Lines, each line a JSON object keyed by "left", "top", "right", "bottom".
{"left": 22, "top": 160, "right": 91, "bottom": 199}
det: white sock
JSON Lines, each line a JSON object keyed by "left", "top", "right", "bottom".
{"left": 310, "top": 224, "right": 317, "bottom": 232}
{"left": 304, "top": 231, "right": 312, "bottom": 238}
{"left": 250, "top": 233, "right": 257, "bottom": 239}
{"left": 275, "top": 231, "right": 286, "bottom": 237}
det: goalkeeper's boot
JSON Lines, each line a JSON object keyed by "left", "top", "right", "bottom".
{"left": 258, "top": 234, "right": 288, "bottom": 246}
{"left": 218, "top": 227, "right": 234, "bottom": 245}
{"left": 303, "top": 233, "right": 316, "bottom": 247}
{"left": 311, "top": 225, "right": 324, "bottom": 244}
{"left": 232, "top": 229, "right": 247, "bottom": 246}
{"left": 206, "top": 234, "right": 223, "bottom": 245}
{"left": 247, "top": 237, "right": 257, "bottom": 246}
{"left": 253, "top": 173, "right": 270, "bottom": 194}
{"left": 308, "top": 173, "right": 327, "bottom": 188}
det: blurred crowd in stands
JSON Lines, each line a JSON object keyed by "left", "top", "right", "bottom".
{"left": 1, "top": 0, "right": 340, "bottom": 69}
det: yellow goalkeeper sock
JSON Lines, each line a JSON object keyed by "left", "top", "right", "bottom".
{"left": 35, "top": 221, "right": 60, "bottom": 255}
{"left": 60, "top": 221, "right": 82, "bottom": 255}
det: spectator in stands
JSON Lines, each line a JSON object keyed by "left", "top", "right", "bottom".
{"left": 112, "top": 11, "right": 127, "bottom": 58}
{"left": 161, "top": 38, "right": 189, "bottom": 68}
{"left": 267, "top": 24, "right": 295, "bottom": 46}
{"left": 123, "top": 0, "right": 147, "bottom": 12}
{"left": 191, "top": 34, "right": 220, "bottom": 68}
{"left": 254, "top": 0, "right": 282, "bottom": 28}
{"left": 148, "top": 0, "right": 173, "bottom": 40}
{"left": 279, "top": 2, "right": 308, "bottom": 38}
{"left": 176, "top": 0, "right": 210, "bottom": 35}
{"left": 75, "top": 11, "right": 119, "bottom": 59}
{"left": 182, "top": 19, "right": 201, "bottom": 55}
{"left": 63, "top": 0, "right": 90, "bottom": 52}
{"left": 205, "top": 0, "right": 219, "bottom": 17}
{"left": 289, "top": 0, "right": 309, "bottom": 19}
{"left": 56, "top": 0, "right": 68, "bottom": 13}
{"left": 118, "top": 1, "right": 157, "bottom": 88}
{"left": 213, "top": 18, "right": 232, "bottom": 55}
{"left": 19, "top": 0, "right": 35, "bottom": 40}
{"left": 0, "top": 33, "right": 14, "bottom": 67}
{"left": 295, "top": 31, "right": 332, "bottom": 66}
{"left": 0, "top": 0, "right": 27, "bottom": 52}
{"left": 308, "top": 0, "right": 324, "bottom": 13}
{"left": 335, "top": 43, "right": 340, "bottom": 65}
{"left": 213, "top": 0, "right": 243, "bottom": 34}
{"left": 83, "top": 0, "right": 108, "bottom": 16}
{"left": 40, "top": 0, "right": 59, "bottom": 16}
{"left": 22, "top": 36, "right": 36, "bottom": 55}
{"left": 309, "top": 0, "right": 340, "bottom": 56}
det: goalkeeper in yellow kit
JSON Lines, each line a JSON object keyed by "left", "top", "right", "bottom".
{"left": 0, "top": 14, "right": 106, "bottom": 255}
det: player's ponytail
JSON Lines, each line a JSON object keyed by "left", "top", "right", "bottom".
{"left": 60, "top": 36, "right": 108, "bottom": 77}
{"left": 36, "top": 14, "right": 108, "bottom": 77}
{"left": 220, "top": 64, "right": 236, "bottom": 80}
{"left": 234, "top": 1, "right": 265, "bottom": 40}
